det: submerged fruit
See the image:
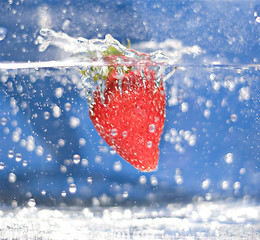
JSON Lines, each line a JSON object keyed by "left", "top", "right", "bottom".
{"left": 89, "top": 66, "right": 165, "bottom": 172}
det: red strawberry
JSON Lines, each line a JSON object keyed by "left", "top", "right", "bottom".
{"left": 89, "top": 65, "right": 166, "bottom": 172}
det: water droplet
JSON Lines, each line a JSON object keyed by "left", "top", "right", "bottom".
{"left": 149, "top": 124, "right": 156, "bottom": 133}
{"left": 0, "top": 162, "right": 5, "bottom": 170}
{"left": 0, "top": 27, "right": 7, "bottom": 41}
{"left": 9, "top": 173, "right": 16, "bottom": 183}
{"left": 111, "top": 128, "right": 118, "bottom": 136}
{"left": 27, "top": 198, "right": 36, "bottom": 207}
{"left": 69, "top": 183, "right": 77, "bottom": 194}
{"left": 73, "top": 154, "right": 81, "bottom": 164}
{"left": 8, "top": 150, "right": 14, "bottom": 159}
{"left": 15, "top": 153, "right": 22, "bottom": 162}
{"left": 46, "top": 154, "right": 52, "bottom": 162}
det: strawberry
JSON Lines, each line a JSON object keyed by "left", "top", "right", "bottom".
{"left": 89, "top": 63, "right": 166, "bottom": 172}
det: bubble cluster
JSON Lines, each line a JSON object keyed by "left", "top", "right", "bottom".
{"left": 164, "top": 128, "right": 197, "bottom": 153}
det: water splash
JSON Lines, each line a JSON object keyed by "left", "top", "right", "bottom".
{"left": 35, "top": 28, "right": 157, "bottom": 63}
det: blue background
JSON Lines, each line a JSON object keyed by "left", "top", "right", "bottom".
{"left": 0, "top": 0, "right": 259, "bottom": 206}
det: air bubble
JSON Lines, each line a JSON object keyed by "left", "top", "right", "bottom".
{"left": 46, "top": 154, "right": 52, "bottom": 162}
{"left": 55, "top": 87, "right": 64, "bottom": 98}
{"left": 139, "top": 175, "right": 147, "bottom": 184}
{"left": 8, "top": 150, "right": 14, "bottom": 159}
{"left": 147, "top": 141, "right": 153, "bottom": 148}
{"left": 225, "top": 153, "right": 233, "bottom": 164}
{"left": 43, "top": 111, "right": 50, "bottom": 120}
{"left": 69, "top": 116, "right": 80, "bottom": 128}
{"left": 9, "top": 173, "right": 16, "bottom": 183}
{"left": 69, "top": 183, "right": 77, "bottom": 194}
{"left": 238, "top": 86, "right": 250, "bottom": 101}
{"left": 58, "top": 139, "right": 65, "bottom": 147}
{"left": 15, "top": 153, "right": 22, "bottom": 162}
{"left": 0, "top": 162, "right": 5, "bottom": 170}
{"left": 73, "top": 154, "right": 81, "bottom": 164}
{"left": 222, "top": 181, "right": 229, "bottom": 190}
{"left": 0, "top": 27, "right": 7, "bottom": 41}
{"left": 27, "top": 198, "right": 36, "bottom": 207}
{"left": 61, "top": 191, "right": 67, "bottom": 197}
{"left": 230, "top": 114, "right": 238, "bottom": 122}
{"left": 79, "top": 138, "right": 86, "bottom": 146}
{"left": 22, "top": 160, "right": 28, "bottom": 167}
{"left": 113, "top": 161, "right": 122, "bottom": 172}
{"left": 202, "top": 179, "right": 211, "bottom": 190}
{"left": 123, "top": 191, "right": 128, "bottom": 198}
{"left": 64, "top": 102, "right": 72, "bottom": 111}
{"left": 150, "top": 176, "right": 158, "bottom": 186}
{"left": 111, "top": 129, "right": 117, "bottom": 136}
{"left": 149, "top": 124, "right": 156, "bottom": 133}
{"left": 1, "top": 118, "right": 7, "bottom": 126}
{"left": 122, "top": 131, "right": 128, "bottom": 138}
{"left": 254, "top": 6, "right": 260, "bottom": 23}
{"left": 81, "top": 158, "right": 88, "bottom": 167}
{"left": 204, "top": 109, "right": 211, "bottom": 119}
{"left": 181, "top": 102, "right": 189, "bottom": 112}
{"left": 52, "top": 105, "right": 61, "bottom": 118}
